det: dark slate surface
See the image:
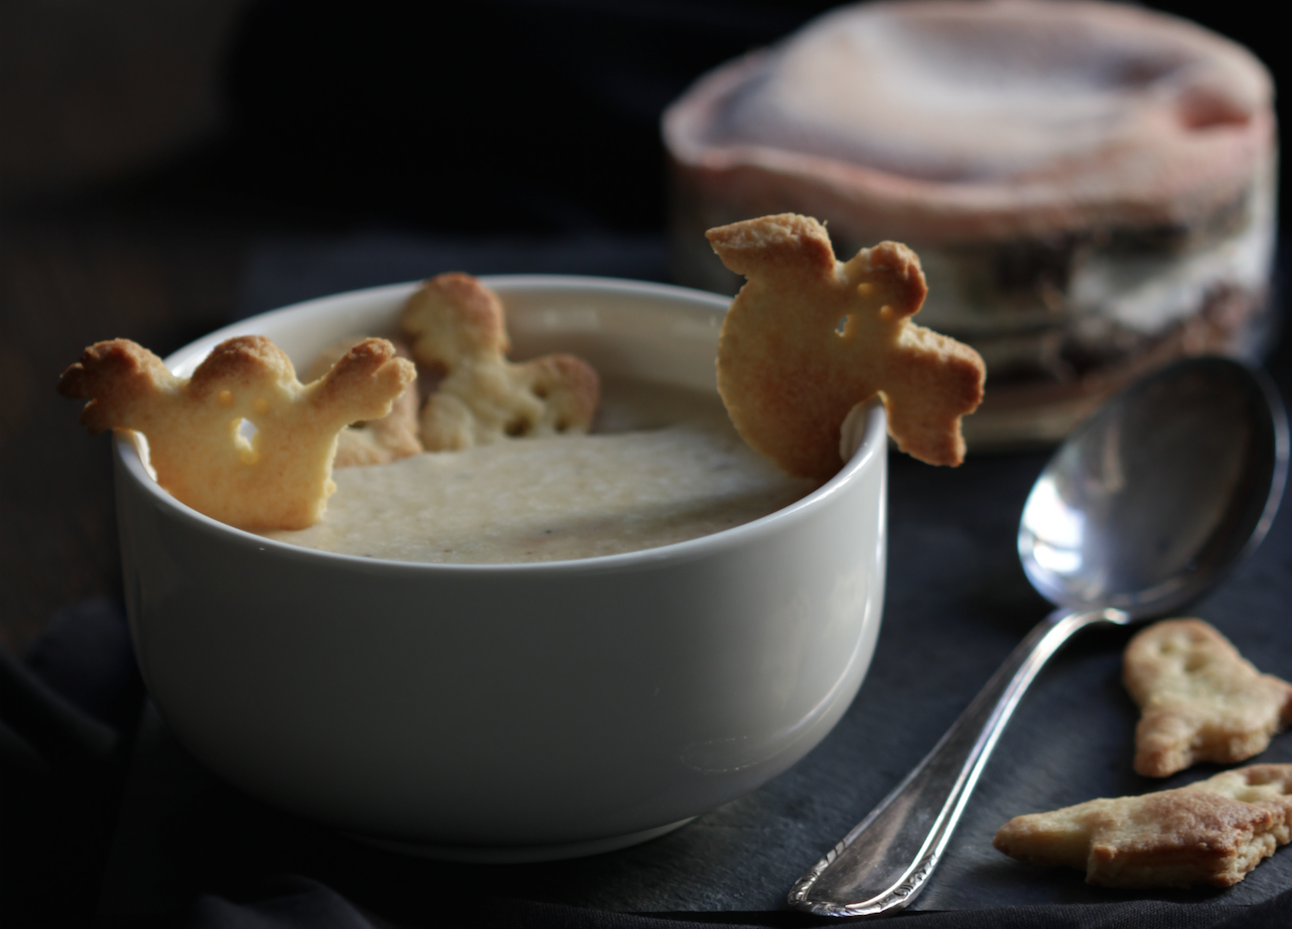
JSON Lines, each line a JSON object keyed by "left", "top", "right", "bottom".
{"left": 93, "top": 235, "right": 1292, "bottom": 921}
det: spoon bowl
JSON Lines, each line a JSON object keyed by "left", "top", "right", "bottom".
{"left": 790, "top": 356, "right": 1288, "bottom": 917}
{"left": 1021, "top": 356, "right": 1287, "bottom": 617}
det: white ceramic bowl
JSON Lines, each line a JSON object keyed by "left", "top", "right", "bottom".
{"left": 115, "top": 276, "right": 888, "bottom": 862}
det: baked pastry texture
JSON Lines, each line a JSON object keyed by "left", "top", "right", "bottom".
{"left": 402, "top": 273, "right": 600, "bottom": 450}
{"left": 303, "top": 336, "right": 423, "bottom": 467}
{"left": 707, "top": 214, "right": 985, "bottom": 478}
{"left": 58, "top": 336, "right": 414, "bottom": 530}
{"left": 665, "top": 0, "right": 1276, "bottom": 446}
{"left": 1124, "top": 619, "right": 1292, "bottom": 778}
{"left": 993, "top": 765, "right": 1292, "bottom": 888}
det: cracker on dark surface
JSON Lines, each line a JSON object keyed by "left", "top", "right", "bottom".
{"left": 994, "top": 765, "right": 1292, "bottom": 888}
{"left": 1125, "top": 619, "right": 1292, "bottom": 777}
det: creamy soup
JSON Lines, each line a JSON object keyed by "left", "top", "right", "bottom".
{"left": 262, "top": 378, "right": 817, "bottom": 564}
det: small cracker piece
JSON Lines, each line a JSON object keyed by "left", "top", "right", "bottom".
{"left": 304, "top": 336, "right": 423, "bottom": 468}
{"left": 707, "top": 214, "right": 986, "bottom": 479}
{"left": 993, "top": 764, "right": 1292, "bottom": 888}
{"left": 401, "top": 273, "right": 600, "bottom": 450}
{"left": 1124, "top": 618, "right": 1292, "bottom": 778}
{"left": 59, "top": 336, "right": 415, "bottom": 530}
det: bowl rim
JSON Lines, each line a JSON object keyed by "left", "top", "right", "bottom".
{"left": 116, "top": 273, "right": 888, "bottom": 576}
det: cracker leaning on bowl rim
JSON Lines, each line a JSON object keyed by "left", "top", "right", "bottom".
{"left": 58, "top": 335, "right": 415, "bottom": 530}
{"left": 1124, "top": 618, "right": 1292, "bottom": 778}
{"left": 402, "top": 273, "right": 600, "bottom": 451}
{"left": 993, "top": 764, "right": 1292, "bottom": 888}
{"left": 706, "top": 213, "right": 986, "bottom": 480}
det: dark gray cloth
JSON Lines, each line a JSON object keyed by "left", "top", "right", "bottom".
{"left": 183, "top": 875, "right": 1292, "bottom": 929}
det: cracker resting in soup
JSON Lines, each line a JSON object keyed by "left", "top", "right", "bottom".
{"left": 403, "top": 273, "right": 599, "bottom": 450}
{"left": 58, "top": 336, "right": 414, "bottom": 530}
{"left": 265, "top": 377, "right": 817, "bottom": 564}
{"left": 304, "top": 336, "right": 423, "bottom": 468}
{"left": 60, "top": 226, "right": 985, "bottom": 556}
{"left": 264, "top": 271, "right": 811, "bottom": 562}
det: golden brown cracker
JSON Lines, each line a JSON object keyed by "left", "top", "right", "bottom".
{"left": 305, "top": 336, "right": 422, "bottom": 467}
{"left": 1124, "top": 619, "right": 1292, "bottom": 777}
{"left": 993, "top": 764, "right": 1292, "bottom": 888}
{"left": 401, "top": 273, "right": 599, "bottom": 450}
{"left": 706, "top": 214, "right": 985, "bottom": 479}
{"left": 59, "top": 336, "right": 415, "bottom": 530}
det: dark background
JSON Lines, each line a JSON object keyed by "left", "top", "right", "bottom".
{"left": 3, "top": 1, "right": 1286, "bottom": 237}
{"left": 0, "top": 2, "right": 1285, "bottom": 924}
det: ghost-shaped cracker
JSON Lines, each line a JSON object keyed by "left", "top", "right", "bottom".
{"left": 707, "top": 214, "right": 986, "bottom": 480}
{"left": 993, "top": 764, "right": 1292, "bottom": 888}
{"left": 303, "top": 336, "right": 423, "bottom": 467}
{"left": 1124, "top": 619, "right": 1292, "bottom": 778}
{"left": 58, "top": 336, "right": 415, "bottom": 530}
{"left": 401, "top": 273, "right": 599, "bottom": 450}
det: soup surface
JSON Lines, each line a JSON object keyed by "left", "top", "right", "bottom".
{"left": 262, "top": 377, "right": 816, "bottom": 564}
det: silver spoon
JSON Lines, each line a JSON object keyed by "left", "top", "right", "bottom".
{"left": 788, "top": 355, "right": 1289, "bottom": 917}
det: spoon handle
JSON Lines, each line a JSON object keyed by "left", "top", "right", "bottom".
{"left": 787, "top": 606, "right": 1128, "bottom": 917}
